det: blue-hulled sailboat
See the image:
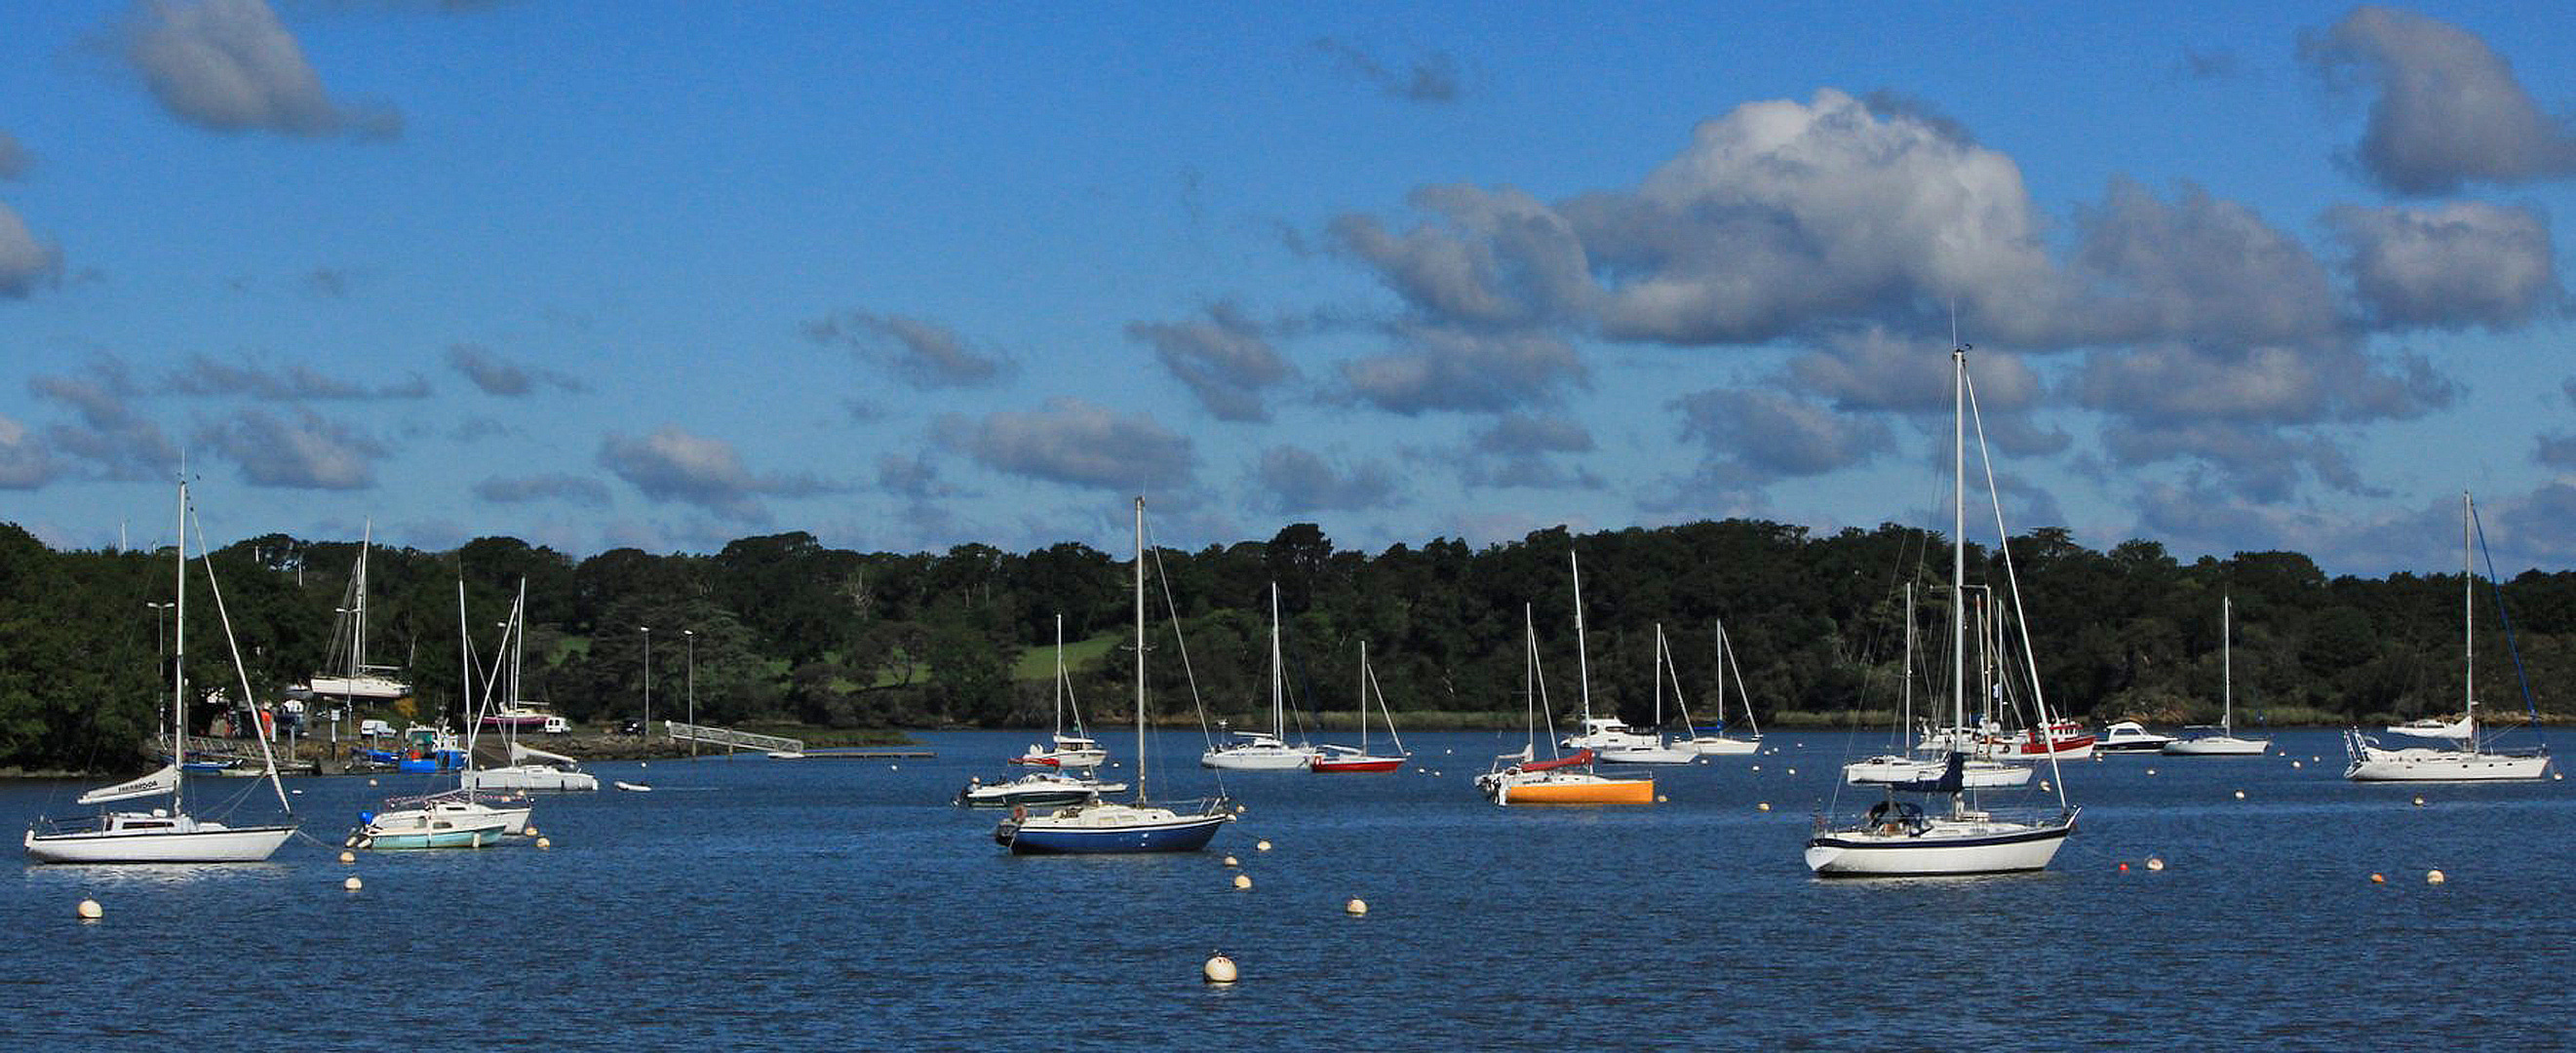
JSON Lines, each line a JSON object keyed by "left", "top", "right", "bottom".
{"left": 995, "top": 497, "right": 1232, "bottom": 854}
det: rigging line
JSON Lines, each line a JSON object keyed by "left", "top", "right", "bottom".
{"left": 2471, "top": 505, "right": 2547, "bottom": 740}
{"left": 188, "top": 503, "right": 293, "bottom": 816}
{"left": 1141, "top": 518, "right": 1227, "bottom": 795}
{"left": 1965, "top": 362, "right": 2070, "bottom": 810}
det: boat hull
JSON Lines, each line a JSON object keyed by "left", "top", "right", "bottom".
{"left": 1308, "top": 756, "right": 1405, "bottom": 773}
{"left": 1199, "top": 749, "right": 1315, "bottom": 770}
{"left": 1595, "top": 746, "right": 1698, "bottom": 764}
{"left": 1805, "top": 815, "right": 2075, "bottom": 877}
{"left": 2162, "top": 736, "right": 2269, "bottom": 757}
{"left": 359, "top": 823, "right": 505, "bottom": 849}
{"left": 1486, "top": 775, "right": 1656, "bottom": 805}
{"left": 1843, "top": 757, "right": 2033, "bottom": 788}
{"left": 2345, "top": 749, "right": 2550, "bottom": 782}
{"left": 1680, "top": 736, "right": 1760, "bottom": 756}
{"left": 463, "top": 766, "right": 600, "bottom": 792}
{"left": 995, "top": 806, "right": 1231, "bottom": 854}
{"left": 24, "top": 823, "right": 295, "bottom": 864}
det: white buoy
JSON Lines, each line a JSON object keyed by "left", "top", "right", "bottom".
{"left": 889, "top": 764, "right": 898, "bottom": 771}
{"left": 640, "top": 761, "right": 648, "bottom": 768}
{"left": 536, "top": 837, "right": 552, "bottom": 849}
{"left": 1786, "top": 767, "right": 1796, "bottom": 775}
{"left": 367, "top": 778, "right": 377, "bottom": 786}
{"left": 1203, "top": 954, "right": 1238, "bottom": 984}
{"left": 2556, "top": 771, "right": 2565, "bottom": 781}
{"left": 1232, "top": 874, "right": 1252, "bottom": 890}
{"left": 1657, "top": 795, "right": 1668, "bottom": 802}
{"left": 76, "top": 898, "right": 101, "bottom": 920}
{"left": 1757, "top": 801, "right": 1772, "bottom": 812}
{"left": 343, "top": 877, "right": 363, "bottom": 892}
{"left": 1222, "top": 855, "right": 1239, "bottom": 867}
{"left": 1234, "top": 803, "right": 1247, "bottom": 814}
{"left": 337, "top": 850, "right": 356, "bottom": 864}
{"left": 2146, "top": 856, "right": 2166, "bottom": 872}
{"left": 1256, "top": 839, "right": 1271, "bottom": 852}
{"left": 1445, "top": 748, "right": 1453, "bottom": 755}
{"left": 2313, "top": 756, "right": 2322, "bottom": 763}
{"left": 2413, "top": 796, "right": 2426, "bottom": 807}
{"left": 2292, "top": 760, "right": 2302, "bottom": 768}
{"left": 2040, "top": 780, "right": 2051, "bottom": 793}
{"left": 2233, "top": 790, "right": 2245, "bottom": 800}
{"left": 2427, "top": 869, "right": 2447, "bottom": 885}
{"left": 2146, "top": 768, "right": 2157, "bottom": 776}
{"left": 524, "top": 826, "right": 538, "bottom": 838}
{"left": 1346, "top": 898, "right": 1368, "bottom": 916}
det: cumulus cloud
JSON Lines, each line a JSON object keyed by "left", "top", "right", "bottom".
{"left": 199, "top": 409, "right": 385, "bottom": 488}
{"left": 0, "top": 412, "right": 56, "bottom": 488}
{"left": 474, "top": 474, "right": 609, "bottom": 507}
{"left": 0, "top": 131, "right": 29, "bottom": 179}
{"left": 1311, "top": 38, "right": 1460, "bottom": 103}
{"left": 0, "top": 202, "right": 62, "bottom": 297}
{"left": 1787, "top": 328, "right": 2039, "bottom": 414}
{"left": 1460, "top": 412, "right": 1600, "bottom": 489}
{"left": 937, "top": 397, "right": 1193, "bottom": 490}
{"left": 1251, "top": 447, "right": 1396, "bottom": 515}
{"left": 1339, "top": 324, "right": 1584, "bottom": 414}
{"left": 1332, "top": 186, "right": 1594, "bottom": 330}
{"left": 803, "top": 311, "right": 1010, "bottom": 389}
{"left": 28, "top": 361, "right": 174, "bottom": 480}
{"left": 2325, "top": 202, "right": 2560, "bottom": 329}
{"left": 598, "top": 425, "right": 832, "bottom": 523}
{"left": 164, "top": 353, "right": 431, "bottom": 400}
{"left": 2076, "top": 341, "right": 2449, "bottom": 495}
{"left": 877, "top": 453, "right": 954, "bottom": 499}
{"left": 1126, "top": 303, "right": 1296, "bottom": 422}
{"left": 119, "top": 0, "right": 402, "bottom": 139}
{"left": 2065, "top": 178, "right": 2345, "bottom": 348}
{"left": 2303, "top": 5, "right": 2576, "bottom": 194}
{"left": 447, "top": 344, "right": 584, "bottom": 396}
{"left": 1673, "top": 387, "right": 1893, "bottom": 483}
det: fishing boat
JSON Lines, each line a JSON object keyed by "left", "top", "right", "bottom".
{"left": 1011, "top": 614, "right": 1110, "bottom": 769}
{"left": 1676, "top": 619, "right": 1763, "bottom": 756}
{"left": 1309, "top": 640, "right": 1409, "bottom": 773}
{"left": 300, "top": 520, "right": 412, "bottom": 702}
{"left": 2095, "top": 722, "right": 2175, "bottom": 754}
{"left": 2344, "top": 493, "right": 2551, "bottom": 782}
{"left": 995, "top": 498, "right": 1233, "bottom": 854}
{"left": 1595, "top": 625, "right": 1703, "bottom": 764}
{"left": 25, "top": 482, "right": 299, "bottom": 864}
{"left": 2165, "top": 597, "right": 2268, "bottom": 756}
{"left": 1807, "top": 342, "right": 2076, "bottom": 877}
{"left": 1844, "top": 585, "right": 2032, "bottom": 789}
{"left": 1199, "top": 583, "right": 1320, "bottom": 770}
{"left": 1477, "top": 599, "right": 1656, "bottom": 806}
{"left": 958, "top": 770, "right": 1129, "bottom": 808}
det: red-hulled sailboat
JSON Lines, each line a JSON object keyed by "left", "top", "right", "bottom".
{"left": 1310, "top": 640, "right": 1410, "bottom": 773}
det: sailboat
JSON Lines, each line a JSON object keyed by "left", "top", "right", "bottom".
{"left": 1676, "top": 619, "right": 1762, "bottom": 756}
{"left": 1595, "top": 624, "right": 1700, "bottom": 764}
{"left": 1475, "top": 594, "right": 1656, "bottom": 806}
{"left": 1199, "top": 583, "right": 1321, "bottom": 770}
{"left": 993, "top": 497, "right": 1233, "bottom": 853}
{"left": 1010, "top": 614, "right": 1109, "bottom": 769}
{"left": 2164, "top": 596, "right": 2268, "bottom": 756}
{"left": 462, "top": 581, "right": 599, "bottom": 791}
{"left": 25, "top": 481, "right": 298, "bottom": 864}
{"left": 302, "top": 520, "right": 411, "bottom": 702}
{"left": 351, "top": 583, "right": 535, "bottom": 848}
{"left": 2344, "top": 493, "right": 2552, "bottom": 782}
{"left": 1309, "top": 640, "right": 1410, "bottom": 773}
{"left": 1843, "top": 584, "right": 2032, "bottom": 789}
{"left": 1806, "top": 342, "right": 2076, "bottom": 877}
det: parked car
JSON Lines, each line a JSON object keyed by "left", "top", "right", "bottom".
{"left": 359, "top": 719, "right": 394, "bottom": 738}
{"left": 543, "top": 716, "right": 570, "bottom": 735}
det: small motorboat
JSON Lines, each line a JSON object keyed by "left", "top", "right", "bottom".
{"left": 2095, "top": 721, "right": 2174, "bottom": 754}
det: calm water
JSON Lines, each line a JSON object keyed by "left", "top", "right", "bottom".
{"left": 6, "top": 729, "right": 2572, "bottom": 1049}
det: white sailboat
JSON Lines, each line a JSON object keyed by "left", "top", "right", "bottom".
{"left": 1199, "top": 583, "right": 1320, "bottom": 770}
{"left": 1011, "top": 614, "right": 1109, "bottom": 769}
{"left": 2344, "top": 492, "right": 2551, "bottom": 782}
{"left": 1844, "top": 584, "right": 2032, "bottom": 789}
{"left": 1476, "top": 604, "right": 1656, "bottom": 805}
{"left": 1595, "top": 624, "right": 1700, "bottom": 764}
{"left": 26, "top": 481, "right": 298, "bottom": 864}
{"left": 1308, "top": 640, "right": 1410, "bottom": 772}
{"left": 1807, "top": 342, "right": 2076, "bottom": 877}
{"left": 994, "top": 497, "right": 1233, "bottom": 853}
{"left": 2164, "top": 596, "right": 2268, "bottom": 756}
{"left": 303, "top": 520, "right": 411, "bottom": 702}
{"left": 1676, "top": 619, "right": 1762, "bottom": 757}
{"left": 463, "top": 580, "right": 600, "bottom": 792}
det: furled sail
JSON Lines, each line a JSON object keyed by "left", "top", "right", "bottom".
{"left": 77, "top": 763, "right": 180, "bottom": 805}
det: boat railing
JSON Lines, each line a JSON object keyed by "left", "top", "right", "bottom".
{"left": 28, "top": 815, "right": 109, "bottom": 836}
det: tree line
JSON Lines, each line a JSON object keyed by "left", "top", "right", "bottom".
{"left": 2, "top": 515, "right": 2568, "bottom": 772}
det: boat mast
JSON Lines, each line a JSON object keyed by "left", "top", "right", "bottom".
{"left": 2222, "top": 595, "right": 2233, "bottom": 736}
{"left": 355, "top": 519, "right": 371, "bottom": 680}
{"left": 1134, "top": 496, "right": 1147, "bottom": 798}
{"left": 1522, "top": 603, "right": 1538, "bottom": 758}
{"left": 1901, "top": 584, "right": 1914, "bottom": 745}
{"left": 1951, "top": 343, "right": 1968, "bottom": 813}
{"left": 1358, "top": 639, "right": 1371, "bottom": 753}
{"left": 173, "top": 479, "right": 188, "bottom": 813}
{"left": 1269, "top": 582, "right": 1283, "bottom": 740}
{"left": 2464, "top": 490, "right": 2477, "bottom": 747}
{"left": 1571, "top": 551, "right": 1593, "bottom": 727}
{"left": 1652, "top": 623, "right": 1665, "bottom": 730}
{"left": 1053, "top": 612, "right": 1064, "bottom": 740}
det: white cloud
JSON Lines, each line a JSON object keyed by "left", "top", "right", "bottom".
{"left": 120, "top": 0, "right": 401, "bottom": 138}
{"left": 2304, "top": 5, "right": 2576, "bottom": 194}
{"left": 199, "top": 409, "right": 385, "bottom": 488}
{"left": 2326, "top": 202, "right": 2561, "bottom": 329}
{"left": 938, "top": 397, "right": 1194, "bottom": 490}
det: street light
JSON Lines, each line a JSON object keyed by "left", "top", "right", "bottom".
{"left": 683, "top": 629, "right": 696, "bottom": 759}
{"left": 640, "top": 626, "right": 652, "bottom": 743}
{"left": 145, "top": 602, "right": 174, "bottom": 658}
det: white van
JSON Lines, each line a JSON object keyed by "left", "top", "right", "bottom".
{"left": 542, "top": 717, "right": 570, "bottom": 735}
{"left": 359, "top": 719, "right": 394, "bottom": 738}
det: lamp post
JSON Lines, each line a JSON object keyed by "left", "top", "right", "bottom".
{"left": 640, "top": 626, "right": 652, "bottom": 744}
{"left": 146, "top": 601, "right": 173, "bottom": 659}
{"left": 683, "top": 629, "right": 697, "bottom": 758}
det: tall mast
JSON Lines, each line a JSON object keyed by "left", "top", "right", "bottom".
{"left": 1522, "top": 604, "right": 1538, "bottom": 755}
{"left": 2222, "top": 596, "right": 2233, "bottom": 735}
{"left": 1652, "top": 624, "right": 1664, "bottom": 729}
{"left": 1901, "top": 584, "right": 1914, "bottom": 741}
{"left": 1269, "top": 582, "right": 1283, "bottom": 739}
{"left": 355, "top": 519, "right": 371, "bottom": 678}
{"left": 2464, "top": 490, "right": 2476, "bottom": 738}
{"left": 1571, "top": 551, "right": 1593, "bottom": 724}
{"left": 1133, "top": 496, "right": 1147, "bottom": 796}
{"left": 1053, "top": 612, "right": 1065, "bottom": 739}
{"left": 1952, "top": 345, "right": 1968, "bottom": 739}
{"left": 173, "top": 479, "right": 188, "bottom": 810}
{"left": 1358, "top": 639, "right": 1371, "bottom": 752}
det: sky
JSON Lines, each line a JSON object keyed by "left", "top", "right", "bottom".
{"left": 4, "top": 1, "right": 2575, "bottom": 576}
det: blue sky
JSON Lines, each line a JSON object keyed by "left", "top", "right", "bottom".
{"left": 4, "top": 1, "right": 2574, "bottom": 575}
